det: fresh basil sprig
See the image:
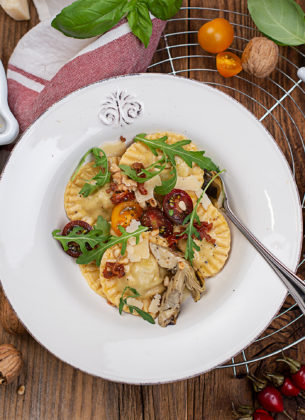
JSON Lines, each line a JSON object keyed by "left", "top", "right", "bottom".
{"left": 52, "top": 216, "right": 148, "bottom": 265}
{"left": 119, "top": 286, "right": 155, "bottom": 324}
{"left": 180, "top": 171, "right": 224, "bottom": 264}
{"left": 248, "top": 0, "right": 305, "bottom": 46}
{"left": 52, "top": 0, "right": 182, "bottom": 47}
{"left": 71, "top": 147, "right": 110, "bottom": 197}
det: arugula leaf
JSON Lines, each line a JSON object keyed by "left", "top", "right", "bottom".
{"left": 73, "top": 147, "right": 110, "bottom": 197}
{"left": 147, "top": 0, "right": 182, "bottom": 20}
{"left": 248, "top": 0, "right": 305, "bottom": 46}
{"left": 52, "top": 216, "right": 111, "bottom": 253}
{"left": 127, "top": 0, "right": 152, "bottom": 48}
{"left": 51, "top": 0, "right": 128, "bottom": 39}
{"left": 180, "top": 171, "right": 224, "bottom": 264}
{"left": 119, "top": 286, "right": 155, "bottom": 324}
{"left": 154, "top": 166, "right": 177, "bottom": 195}
{"left": 134, "top": 134, "right": 219, "bottom": 172}
{"left": 119, "top": 156, "right": 167, "bottom": 183}
{"left": 76, "top": 225, "right": 148, "bottom": 265}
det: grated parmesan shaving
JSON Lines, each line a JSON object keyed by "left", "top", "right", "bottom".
{"left": 195, "top": 190, "right": 212, "bottom": 210}
{"left": 175, "top": 175, "right": 202, "bottom": 191}
{"left": 135, "top": 175, "right": 162, "bottom": 203}
{"left": 127, "top": 236, "right": 149, "bottom": 262}
{"left": 126, "top": 297, "right": 143, "bottom": 310}
{"left": 148, "top": 294, "right": 161, "bottom": 314}
{"left": 126, "top": 219, "right": 141, "bottom": 233}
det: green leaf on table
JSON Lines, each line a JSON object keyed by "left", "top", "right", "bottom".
{"left": 127, "top": 0, "right": 152, "bottom": 48}
{"left": 51, "top": 0, "right": 128, "bottom": 39}
{"left": 248, "top": 0, "right": 305, "bottom": 46}
{"left": 147, "top": 0, "right": 183, "bottom": 21}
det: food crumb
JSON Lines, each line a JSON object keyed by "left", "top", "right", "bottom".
{"left": 17, "top": 385, "right": 25, "bottom": 395}
{"left": 120, "top": 136, "right": 126, "bottom": 142}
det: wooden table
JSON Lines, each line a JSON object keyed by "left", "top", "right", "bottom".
{"left": 0, "top": 1, "right": 304, "bottom": 419}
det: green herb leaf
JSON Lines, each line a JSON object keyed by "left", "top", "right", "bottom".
{"left": 127, "top": 0, "right": 152, "bottom": 48}
{"left": 154, "top": 166, "right": 177, "bottom": 195}
{"left": 78, "top": 148, "right": 110, "bottom": 197}
{"left": 134, "top": 134, "right": 219, "bottom": 173}
{"left": 52, "top": 216, "right": 111, "bottom": 253}
{"left": 248, "top": 0, "right": 305, "bottom": 46}
{"left": 119, "top": 156, "right": 167, "bottom": 183}
{"left": 147, "top": 0, "right": 182, "bottom": 20}
{"left": 51, "top": 0, "right": 128, "bottom": 39}
{"left": 181, "top": 171, "right": 224, "bottom": 264}
{"left": 119, "top": 287, "right": 155, "bottom": 324}
{"left": 76, "top": 225, "right": 148, "bottom": 265}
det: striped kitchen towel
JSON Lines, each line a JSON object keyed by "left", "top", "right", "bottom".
{"left": 7, "top": 0, "right": 166, "bottom": 132}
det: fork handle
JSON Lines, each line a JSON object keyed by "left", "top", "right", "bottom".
{"left": 223, "top": 202, "right": 305, "bottom": 314}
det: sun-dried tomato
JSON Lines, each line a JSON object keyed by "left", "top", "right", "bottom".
{"left": 194, "top": 222, "right": 216, "bottom": 245}
{"left": 137, "top": 183, "right": 147, "bottom": 195}
{"left": 103, "top": 262, "right": 125, "bottom": 279}
{"left": 131, "top": 162, "right": 146, "bottom": 179}
{"left": 111, "top": 190, "right": 135, "bottom": 204}
{"left": 106, "top": 182, "right": 118, "bottom": 194}
{"left": 120, "top": 136, "right": 126, "bottom": 142}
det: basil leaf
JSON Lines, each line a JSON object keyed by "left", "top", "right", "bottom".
{"left": 127, "top": 1, "right": 152, "bottom": 48}
{"left": 248, "top": 0, "right": 305, "bottom": 46}
{"left": 147, "top": 0, "right": 182, "bottom": 20}
{"left": 51, "top": 0, "right": 128, "bottom": 39}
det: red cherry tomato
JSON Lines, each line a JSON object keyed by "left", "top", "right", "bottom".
{"left": 253, "top": 409, "right": 274, "bottom": 420}
{"left": 257, "top": 386, "right": 283, "bottom": 413}
{"left": 163, "top": 189, "right": 193, "bottom": 225}
{"left": 197, "top": 18, "right": 234, "bottom": 54}
{"left": 140, "top": 208, "right": 173, "bottom": 237}
{"left": 62, "top": 220, "right": 92, "bottom": 258}
{"left": 111, "top": 201, "right": 143, "bottom": 236}
{"left": 279, "top": 377, "right": 300, "bottom": 397}
{"left": 216, "top": 51, "right": 242, "bottom": 78}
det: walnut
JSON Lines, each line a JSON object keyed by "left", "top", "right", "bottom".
{"left": 0, "top": 289, "right": 26, "bottom": 335}
{"left": 241, "top": 37, "right": 279, "bottom": 78}
{"left": 0, "top": 344, "right": 22, "bottom": 384}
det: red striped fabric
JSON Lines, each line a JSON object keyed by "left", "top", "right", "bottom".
{"left": 7, "top": 18, "right": 166, "bottom": 132}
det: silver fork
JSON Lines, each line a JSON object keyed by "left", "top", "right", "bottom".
{"left": 220, "top": 176, "right": 305, "bottom": 314}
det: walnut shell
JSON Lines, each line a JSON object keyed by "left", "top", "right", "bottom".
{"left": 0, "top": 289, "right": 26, "bottom": 335}
{"left": 242, "top": 37, "right": 279, "bottom": 78}
{"left": 0, "top": 344, "right": 22, "bottom": 384}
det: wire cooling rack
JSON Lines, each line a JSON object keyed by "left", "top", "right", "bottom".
{"left": 149, "top": 6, "right": 305, "bottom": 375}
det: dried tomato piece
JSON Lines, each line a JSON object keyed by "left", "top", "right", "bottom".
{"left": 120, "top": 136, "right": 126, "bottom": 142}
{"left": 194, "top": 222, "right": 216, "bottom": 245}
{"left": 140, "top": 208, "right": 173, "bottom": 237}
{"left": 62, "top": 220, "right": 93, "bottom": 258}
{"left": 137, "top": 183, "right": 148, "bottom": 195}
{"left": 111, "top": 190, "right": 135, "bottom": 204}
{"left": 103, "top": 262, "right": 125, "bottom": 279}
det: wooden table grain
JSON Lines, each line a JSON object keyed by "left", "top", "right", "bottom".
{"left": 0, "top": 1, "right": 305, "bottom": 419}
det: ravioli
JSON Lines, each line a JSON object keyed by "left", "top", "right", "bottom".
{"left": 80, "top": 263, "right": 105, "bottom": 297}
{"left": 100, "top": 233, "right": 166, "bottom": 317}
{"left": 178, "top": 202, "right": 230, "bottom": 280}
{"left": 119, "top": 132, "right": 204, "bottom": 185}
{"left": 64, "top": 162, "right": 114, "bottom": 225}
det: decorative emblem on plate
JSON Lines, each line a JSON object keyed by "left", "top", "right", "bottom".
{"left": 98, "top": 90, "right": 143, "bottom": 127}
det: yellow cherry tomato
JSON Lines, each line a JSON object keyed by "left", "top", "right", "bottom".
{"left": 111, "top": 201, "right": 143, "bottom": 235}
{"left": 198, "top": 18, "right": 234, "bottom": 54}
{"left": 216, "top": 51, "right": 242, "bottom": 78}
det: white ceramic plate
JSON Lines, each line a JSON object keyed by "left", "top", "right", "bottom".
{"left": 0, "top": 74, "right": 302, "bottom": 384}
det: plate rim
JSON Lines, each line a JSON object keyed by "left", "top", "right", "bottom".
{"left": 0, "top": 72, "right": 303, "bottom": 384}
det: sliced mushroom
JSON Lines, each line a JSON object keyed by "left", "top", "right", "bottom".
{"left": 149, "top": 243, "right": 205, "bottom": 327}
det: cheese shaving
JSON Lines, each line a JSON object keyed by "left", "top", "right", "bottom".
{"left": 135, "top": 175, "right": 162, "bottom": 203}
{"left": 126, "top": 219, "right": 141, "bottom": 233}
{"left": 127, "top": 236, "right": 149, "bottom": 262}
{"left": 175, "top": 175, "right": 202, "bottom": 191}
{"left": 126, "top": 297, "right": 144, "bottom": 310}
{"left": 148, "top": 294, "right": 161, "bottom": 314}
{"left": 195, "top": 190, "right": 212, "bottom": 210}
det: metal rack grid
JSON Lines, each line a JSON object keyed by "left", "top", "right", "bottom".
{"left": 149, "top": 6, "right": 305, "bottom": 374}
